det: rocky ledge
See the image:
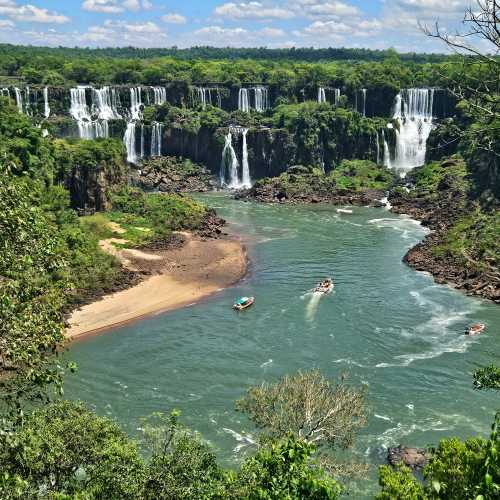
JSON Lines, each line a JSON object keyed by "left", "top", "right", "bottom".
{"left": 389, "top": 157, "right": 499, "bottom": 304}
{"left": 131, "top": 156, "right": 217, "bottom": 193}
{"left": 236, "top": 163, "right": 392, "bottom": 207}
{"left": 388, "top": 446, "right": 429, "bottom": 470}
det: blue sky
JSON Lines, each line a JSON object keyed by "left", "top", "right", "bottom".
{"left": 0, "top": 0, "right": 475, "bottom": 52}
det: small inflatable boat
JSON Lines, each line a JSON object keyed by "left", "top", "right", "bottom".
{"left": 313, "top": 279, "right": 334, "bottom": 294}
{"left": 233, "top": 296, "right": 255, "bottom": 311}
{"left": 466, "top": 323, "right": 485, "bottom": 336}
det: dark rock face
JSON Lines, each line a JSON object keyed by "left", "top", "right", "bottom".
{"left": 67, "top": 159, "right": 127, "bottom": 213}
{"left": 131, "top": 156, "right": 217, "bottom": 193}
{"left": 388, "top": 446, "right": 429, "bottom": 470}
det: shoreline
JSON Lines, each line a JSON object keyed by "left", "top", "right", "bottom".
{"left": 66, "top": 233, "right": 248, "bottom": 340}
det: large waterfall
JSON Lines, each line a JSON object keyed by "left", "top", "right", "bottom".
{"left": 70, "top": 87, "right": 109, "bottom": 140}
{"left": 390, "top": 88, "right": 435, "bottom": 173}
{"left": 43, "top": 87, "right": 50, "bottom": 118}
{"left": 151, "top": 122, "right": 163, "bottom": 157}
{"left": 220, "top": 132, "right": 240, "bottom": 188}
{"left": 220, "top": 127, "right": 252, "bottom": 189}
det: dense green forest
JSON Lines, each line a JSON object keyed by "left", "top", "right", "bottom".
{"left": 0, "top": 1, "right": 499, "bottom": 495}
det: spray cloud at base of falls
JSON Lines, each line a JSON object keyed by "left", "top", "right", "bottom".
{"left": 220, "top": 126, "right": 252, "bottom": 189}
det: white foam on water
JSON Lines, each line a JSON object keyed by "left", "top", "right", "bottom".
{"left": 375, "top": 414, "right": 393, "bottom": 422}
{"left": 305, "top": 292, "right": 322, "bottom": 322}
{"left": 222, "top": 427, "right": 256, "bottom": 453}
{"left": 333, "top": 358, "right": 369, "bottom": 368}
{"left": 260, "top": 359, "right": 273, "bottom": 368}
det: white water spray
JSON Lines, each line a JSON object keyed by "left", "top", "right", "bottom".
{"left": 129, "top": 87, "right": 143, "bottom": 120}
{"left": 152, "top": 87, "right": 167, "bottom": 106}
{"left": 382, "top": 129, "right": 392, "bottom": 169}
{"left": 124, "top": 122, "right": 137, "bottom": 164}
{"left": 318, "top": 87, "right": 326, "bottom": 103}
{"left": 92, "top": 87, "right": 120, "bottom": 120}
{"left": 14, "top": 87, "right": 23, "bottom": 113}
{"left": 238, "top": 88, "right": 249, "bottom": 112}
{"left": 362, "top": 88, "right": 367, "bottom": 116}
{"left": 220, "top": 132, "right": 240, "bottom": 188}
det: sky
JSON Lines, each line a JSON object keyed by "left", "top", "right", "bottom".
{"left": 0, "top": 0, "right": 477, "bottom": 52}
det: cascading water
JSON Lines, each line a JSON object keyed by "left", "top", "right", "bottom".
{"left": 43, "top": 87, "right": 50, "bottom": 118}
{"left": 124, "top": 122, "right": 137, "bottom": 164}
{"left": 375, "top": 130, "right": 380, "bottom": 165}
{"left": 151, "top": 122, "right": 163, "bottom": 157}
{"left": 334, "top": 88, "right": 341, "bottom": 105}
{"left": 92, "top": 87, "right": 120, "bottom": 120}
{"left": 362, "top": 88, "right": 367, "bottom": 116}
{"left": 1, "top": 88, "right": 10, "bottom": 97}
{"left": 220, "top": 132, "right": 240, "bottom": 188}
{"left": 129, "top": 87, "right": 143, "bottom": 120}
{"left": 238, "top": 88, "right": 250, "bottom": 113}
{"left": 318, "top": 87, "right": 326, "bottom": 104}
{"left": 140, "top": 124, "right": 145, "bottom": 159}
{"left": 391, "top": 88, "right": 435, "bottom": 174}
{"left": 14, "top": 87, "right": 23, "bottom": 113}
{"left": 241, "top": 129, "right": 251, "bottom": 188}
{"left": 152, "top": 87, "right": 167, "bottom": 106}
{"left": 382, "top": 129, "right": 392, "bottom": 169}
{"left": 254, "top": 87, "right": 268, "bottom": 112}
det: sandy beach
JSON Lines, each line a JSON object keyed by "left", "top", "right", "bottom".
{"left": 66, "top": 232, "right": 247, "bottom": 339}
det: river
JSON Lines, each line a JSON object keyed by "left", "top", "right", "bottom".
{"left": 64, "top": 194, "right": 499, "bottom": 496}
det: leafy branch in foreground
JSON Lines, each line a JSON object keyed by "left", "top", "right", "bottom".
{"left": 473, "top": 365, "right": 500, "bottom": 390}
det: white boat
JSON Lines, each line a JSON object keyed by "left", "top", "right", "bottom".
{"left": 466, "top": 323, "right": 485, "bottom": 336}
{"left": 337, "top": 208, "right": 353, "bottom": 214}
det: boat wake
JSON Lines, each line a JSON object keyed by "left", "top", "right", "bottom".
{"left": 303, "top": 291, "right": 323, "bottom": 321}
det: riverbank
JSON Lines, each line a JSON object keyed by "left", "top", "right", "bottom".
{"left": 389, "top": 157, "right": 499, "bottom": 304}
{"left": 66, "top": 232, "right": 247, "bottom": 339}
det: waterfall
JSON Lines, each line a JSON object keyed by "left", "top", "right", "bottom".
{"left": 362, "top": 88, "right": 367, "bottom": 116}
{"left": 254, "top": 87, "right": 268, "bottom": 112}
{"left": 220, "top": 132, "right": 240, "bottom": 188}
{"left": 14, "top": 87, "right": 23, "bottom": 113}
{"left": 334, "top": 88, "right": 341, "bottom": 105}
{"left": 239, "top": 88, "right": 250, "bottom": 112}
{"left": 130, "top": 87, "right": 143, "bottom": 120}
{"left": 1, "top": 88, "right": 10, "bottom": 97}
{"left": 382, "top": 129, "right": 392, "bottom": 169}
{"left": 151, "top": 122, "right": 163, "bottom": 157}
{"left": 152, "top": 87, "right": 167, "bottom": 106}
{"left": 391, "top": 88, "right": 435, "bottom": 174}
{"left": 124, "top": 122, "right": 137, "bottom": 164}
{"left": 92, "top": 87, "right": 120, "bottom": 120}
{"left": 318, "top": 87, "right": 326, "bottom": 103}
{"left": 375, "top": 130, "right": 380, "bottom": 165}
{"left": 140, "top": 124, "right": 145, "bottom": 159}
{"left": 70, "top": 87, "right": 108, "bottom": 139}
{"left": 241, "top": 129, "right": 251, "bottom": 188}
{"left": 43, "top": 87, "right": 50, "bottom": 118}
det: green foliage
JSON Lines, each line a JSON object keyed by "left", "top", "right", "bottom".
{"left": 0, "top": 401, "right": 145, "bottom": 499}
{"left": 109, "top": 187, "right": 207, "bottom": 243}
{"left": 377, "top": 464, "right": 425, "bottom": 499}
{"left": 330, "top": 160, "right": 395, "bottom": 190}
{"left": 234, "top": 436, "right": 341, "bottom": 499}
{"left": 473, "top": 365, "right": 500, "bottom": 391}
{"left": 0, "top": 169, "right": 67, "bottom": 410}
{"left": 377, "top": 412, "right": 500, "bottom": 499}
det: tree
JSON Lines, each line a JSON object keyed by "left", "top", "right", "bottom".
{"left": 473, "top": 365, "right": 500, "bottom": 390}
{"left": 0, "top": 401, "right": 145, "bottom": 499}
{"left": 234, "top": 436, "right": 341, "bottom": 499}
{"left": 236, "top": 370, "right": 367, "bottom": 449}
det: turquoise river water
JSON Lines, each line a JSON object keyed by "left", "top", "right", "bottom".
{"left": 65, "top": 194, "right": 499, "bottom": 496}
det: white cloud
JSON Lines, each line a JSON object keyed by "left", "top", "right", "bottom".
{"left": 0, "top": 1, "right": 69, "bottom": 23}
{"left": 214, "top": 2, "right": 294, "bottom": 20}
{"left": 104, "top": 19, "right": 161, "bottom": 33}
{"left": 257, "top": 27, "right": 285, "bottom": 37}
{"left": 293, "top": 0, "right": 360, "bottom": 18}
{"left": 82, "top": 0, "right": 152, "bottom": 14}
{"left": 0, "top": 18, "right": 13, "bottom": 28}
{"left": 161, "top": 13, "right": 187, "bottom": 25}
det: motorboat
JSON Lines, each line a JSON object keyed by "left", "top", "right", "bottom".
{"left": 466, "top": 323, "right": 485, "bottom": 336}
{"left": 233, "top": 296, "right": 255, "bottom": 311}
